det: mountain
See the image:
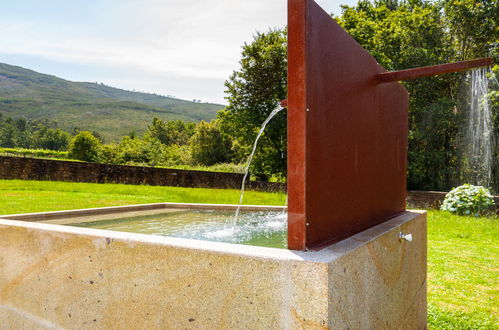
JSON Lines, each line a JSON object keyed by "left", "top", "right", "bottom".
{"left": 0, "top": 63, "right": 225, "bottom": 141}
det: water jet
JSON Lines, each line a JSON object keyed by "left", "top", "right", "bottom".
{"left": 461, "top": 67, "right": 496, "bottom": 190}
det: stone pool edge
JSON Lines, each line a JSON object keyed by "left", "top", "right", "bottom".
{"left": 0, "top": 202, "right": 287, "bottom": 222}
{"left": 0, "top": 209, "right": 426, "bottom": 329}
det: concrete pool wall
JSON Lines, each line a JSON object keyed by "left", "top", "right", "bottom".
{"left": 0, "top": 204, "right": 426, "bottom": 329}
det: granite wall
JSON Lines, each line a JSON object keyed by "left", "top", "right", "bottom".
{"left": 0, "top": 210, "right": 427, "bottom": 329}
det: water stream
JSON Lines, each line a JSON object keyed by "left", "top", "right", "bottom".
{"left": 231, "top": 105, "right": 285, "bottom": 230}
{"left": 71, "top": 105, "right": 289, "bottom": 247}
{"left": 463, "top": 68, "right": 496, "bottom": 188}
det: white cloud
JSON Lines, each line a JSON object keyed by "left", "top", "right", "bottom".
{"left": 0, "top": 0, "right": 355, "bottom": 103}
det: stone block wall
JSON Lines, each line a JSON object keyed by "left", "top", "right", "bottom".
{"left": 1, "top": 156, "right": 497, "bottom": 208}
{"left": 0, "top": 156, "right": 246, "bottom": 190}
{"left": 407, "top": 190, "right": 499, "bottom": 212}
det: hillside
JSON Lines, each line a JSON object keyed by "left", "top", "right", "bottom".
{"left": 0, "top": 63, "right": 225, "bottom": 141}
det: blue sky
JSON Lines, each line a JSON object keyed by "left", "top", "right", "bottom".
{"left": 0, "top": 0, "right": 358, "bottom": 104}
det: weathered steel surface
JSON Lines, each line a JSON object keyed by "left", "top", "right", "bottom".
{"left": 287, "top": 0, "right": 409, "bottom": 250}
{"left": 376, "top": 58, "right": 493, "bottom": 83}
{"left": 287, "top": 0, "right": 308, "bottom": 250}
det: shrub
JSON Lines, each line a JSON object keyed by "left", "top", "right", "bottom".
{"left": 145, "top": 118, "right": 195, "bottom": 146}
{"left": 441, "top": 184, "right": 494, "bottom": 216}
{"left": 190, "top": 121, "right": 233, "bottom": 166}
{"left": 160, "top": 144, "right": 192, "bottom": 167}
{"left": 67, "top": 131, "right": 101, "bottom": 162}
{"left": 0, "top": 147, "right": 68, "bottom": 159}
{"left": 33, "top": 128, "right": 70, "bottom": 151}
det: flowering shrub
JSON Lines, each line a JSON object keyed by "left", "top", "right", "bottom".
{"left": 441, "top": 184, "right": 494, "bottom": 216}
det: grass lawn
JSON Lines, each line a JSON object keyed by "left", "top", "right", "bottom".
{"left": 0, "top": 179, "right": 286, "bottom": 215}
{"left": 427, "top": 210, "right": 498, "bottom": 329}
{"left": 0, "top": 179, "right": 497, "bottom": 329}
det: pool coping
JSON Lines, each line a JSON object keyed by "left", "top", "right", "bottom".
{"left": 0, "top": 202, "right": 287, "bottom": 221}
{"left": 0, "top": 207, "right": 427, "bottom": 327}
{"left": 0, "top": 204, "right": 425, "bottom": 263}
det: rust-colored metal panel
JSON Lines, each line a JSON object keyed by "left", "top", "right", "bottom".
{"left": 287, "top": 0, "right": 307, "bottom": 250}
{"left": 287, "top": 0, "right": 409, "bottom": 250}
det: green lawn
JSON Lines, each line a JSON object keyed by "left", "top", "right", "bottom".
{"left": 0, "top": 179, "right": 497, "bottom": 328}
{"left": 427, "top": 210, "right": 498, "bottom": 329}
{"left": 0, "top": 179, "right": 286, "bottom": 215}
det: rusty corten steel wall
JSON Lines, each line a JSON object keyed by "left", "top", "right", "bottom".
{"left": 287, "top": 0, "right": 409, "bottom": 250}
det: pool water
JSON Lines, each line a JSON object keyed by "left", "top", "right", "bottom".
{"left": 69, "top": 210, "right": 288, "bottom": 249}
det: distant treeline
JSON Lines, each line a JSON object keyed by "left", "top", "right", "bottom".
{"left": 0, "top": 113, "right": 248, "bottom": 174}
{"left": 0, "top": 113, "right": 72, "bottom": 151}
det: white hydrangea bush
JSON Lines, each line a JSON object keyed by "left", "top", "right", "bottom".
{"left": 441, "top": 184, "right": 494, "bottom": 216}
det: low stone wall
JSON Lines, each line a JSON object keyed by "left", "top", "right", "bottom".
{"left": 246, "top": 180, "right": 287, "bottom": 192}
{"left": 1, "top": 156, "right": 497, "bottom": 207}
{"left": 407, "top": 191, "right": 449, "bottom": 209}
{"left": 407, "top": 190, "right": 499, "bottom": 211}
{"left": 0, "top": 156, "right": 281, "bottom": 192}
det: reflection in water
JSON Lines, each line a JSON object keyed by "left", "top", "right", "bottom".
{"left": 70, "top": 210, "right": 287, "bottom": 249}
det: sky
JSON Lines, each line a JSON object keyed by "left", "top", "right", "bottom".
{"left": 0, "top": 0, "right": 358, "bottom": 104}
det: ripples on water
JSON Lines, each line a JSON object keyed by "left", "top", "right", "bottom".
{"left": 71, "top": 210, "right": 288, "bottom": 249}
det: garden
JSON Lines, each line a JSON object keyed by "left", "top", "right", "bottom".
{"left": 1, "top": 179, "right": 497, "bottom": 329}
{"left": 0, "top": 0, "right": 497, "bottom": 328}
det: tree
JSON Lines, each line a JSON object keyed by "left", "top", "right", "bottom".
{"left": 34, "top": 128, "right": 70, "bottom": 151}
{"left": 486, "top": 65, "right": 499, "bottom": 193}
{"left": 12, "top": 118, "right": 31, "bottom": 148}
{"left": 443, "top": 0, "right": 499, "bottom": 61}
{"left": 443, "top": 0, "right": 498, "bottom": 192}
{"left": 145, "top": 118, "right": 195, "bottom": 146}
{"left": 219, "top": 29, "right": 288, "bottom": 179}
{"left": 336, "top": 1, "right": 461, "bottom": 190}
{"left": 220, "top": 1, "right": 497, "bottom": 188}
{"left": 338, "top": 0, "right": 499, "bottom": 191}
{"left": 0, "top": 124, "right": 15, "bottom": 148}
{"left": 113, "top": 135, "right": 165, "bottom": 165}
{"left": 190, "top": 120, "right": 233, "bottom": 166}
{"left": 68, "top": 131, "right": 101, "bottom": 162}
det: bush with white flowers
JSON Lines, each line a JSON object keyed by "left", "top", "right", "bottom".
{"left": 441, "top": 184, "right": 494, "bottom": 216}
